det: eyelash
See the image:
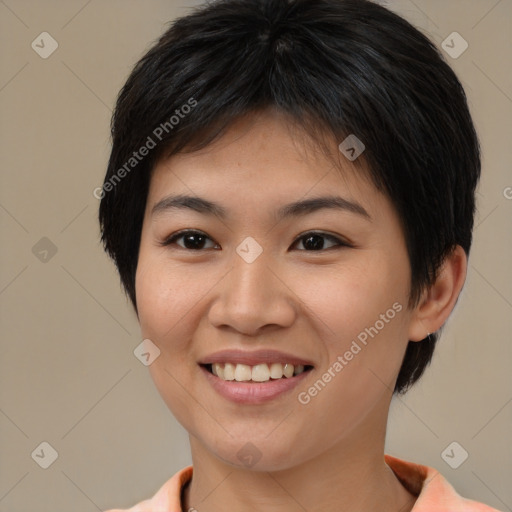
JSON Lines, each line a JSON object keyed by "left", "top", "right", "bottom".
{"left": 159, "top": 230, "right": 352, "bottom": 252}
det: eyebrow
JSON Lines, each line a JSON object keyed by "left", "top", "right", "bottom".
{"left": 151, "top": 194, "right": 371, "bottom": 221}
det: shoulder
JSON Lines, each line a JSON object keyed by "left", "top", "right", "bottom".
{"left": 103, "top": 466, "right": 193, "bottom": 512}
{"left": 385, "top": 454, "right": 503, "bottom": 511}
{"left": 104, "top": 459, "right": 502, "bottom": 512}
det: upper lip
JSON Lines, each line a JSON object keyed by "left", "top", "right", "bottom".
{"left": 198, "top": 349, "right": 314, "bottom": 367}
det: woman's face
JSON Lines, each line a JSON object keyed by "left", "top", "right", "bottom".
{"left": 135, "top": 110, "right": 418, "bottom": 471}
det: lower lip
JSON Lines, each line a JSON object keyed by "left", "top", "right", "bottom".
{"left": 200, "top": 365, "right": 311, "bottom": 404}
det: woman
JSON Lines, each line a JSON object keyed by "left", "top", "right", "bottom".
{"left": 99, "top": 0, "right": 500, "bottom": 510}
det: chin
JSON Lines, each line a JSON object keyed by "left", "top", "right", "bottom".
{"left": 199, "top": 431, "right": 307, "bottom": 472}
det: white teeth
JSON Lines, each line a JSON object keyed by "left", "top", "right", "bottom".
{"left": 269, "top": 363, "right": 283, "bottom": 379}
{"left": 223, "top": 363, "right": 235, "bottom": 381}
{"left": 234, "top": 364, "right": 252, "bottom": 382}
{"left": 212, "top": 363, "right": 224, "bottom": 379}
{"left": 210, "top": 362, "right": 308, "bottom": 382}
{"left": 283, "top": 363, "right": 294, "bottom": 378}
{"left": 252, "top": 364, "right": 270, "bottom": 382}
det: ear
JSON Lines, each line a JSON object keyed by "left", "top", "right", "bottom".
{"left": 408, "top": 245, "right": 467, "bottom": 342}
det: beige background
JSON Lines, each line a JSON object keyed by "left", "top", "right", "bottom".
{"left": 0, "top": 0, "right": 511, "bottom": 511}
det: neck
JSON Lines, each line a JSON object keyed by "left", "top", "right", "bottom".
{"left": 182, "top": 421, "right": 416, "bottom": 512}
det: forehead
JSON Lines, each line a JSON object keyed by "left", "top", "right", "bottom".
{"left": 148, "top": 110, "right": 379, "bottom": 208}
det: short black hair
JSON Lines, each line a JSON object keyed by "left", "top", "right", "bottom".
{"left": 99, "top": 0, "right": 481, "bottom": 394}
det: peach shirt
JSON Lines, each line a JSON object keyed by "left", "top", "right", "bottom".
{"left": 105, "top": 454, "right": 502, "bottom": 512}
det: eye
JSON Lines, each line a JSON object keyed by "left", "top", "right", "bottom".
{"left": 160, "top": 230, "right": 219, "bottom": 250}
{"left": 291, "top": 231, "right": 350, "bottom": 251}
{"left": 160, "top": 230, "right": 351, "bottom": 252}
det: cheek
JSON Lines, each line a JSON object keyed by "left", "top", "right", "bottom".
{"left": 135, "top": 257, "right": 208, "bottom": 435}
{"left": 135, "top": 255, "right": 206, "bottom": 342}
{"left": 294, "top": 253, "right": 409, "bottom": 345}
{"left": 291, "top": 259, "right": 409, "bottom": 426}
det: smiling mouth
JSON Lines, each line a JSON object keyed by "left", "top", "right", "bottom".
{"left": 201, "top": 362, "right": 314, "bottom": 383}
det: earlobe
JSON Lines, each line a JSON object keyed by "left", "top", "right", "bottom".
{"left": 408, "top": 245, "right": 468, "bottom": 342}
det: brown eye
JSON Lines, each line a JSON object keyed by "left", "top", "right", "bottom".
{"left": 161, "top": 230, "right": 219, "bottom": 250}
{"left": 292, "top": 232, "right": 349, "bottom": 251}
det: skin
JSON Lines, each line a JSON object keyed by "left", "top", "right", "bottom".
{"left": 135, "top": 108, "right": 467, "bottom": 512}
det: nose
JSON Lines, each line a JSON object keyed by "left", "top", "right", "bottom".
{"left": 207, "top": 245, "right": 297, "bottom": 337}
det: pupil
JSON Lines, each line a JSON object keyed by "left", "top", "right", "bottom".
{"left": 185, "top": 234, "right": 205, "bottom": 249}
{"left": 304, "top": 235, "right": 324, "bottom": 250}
